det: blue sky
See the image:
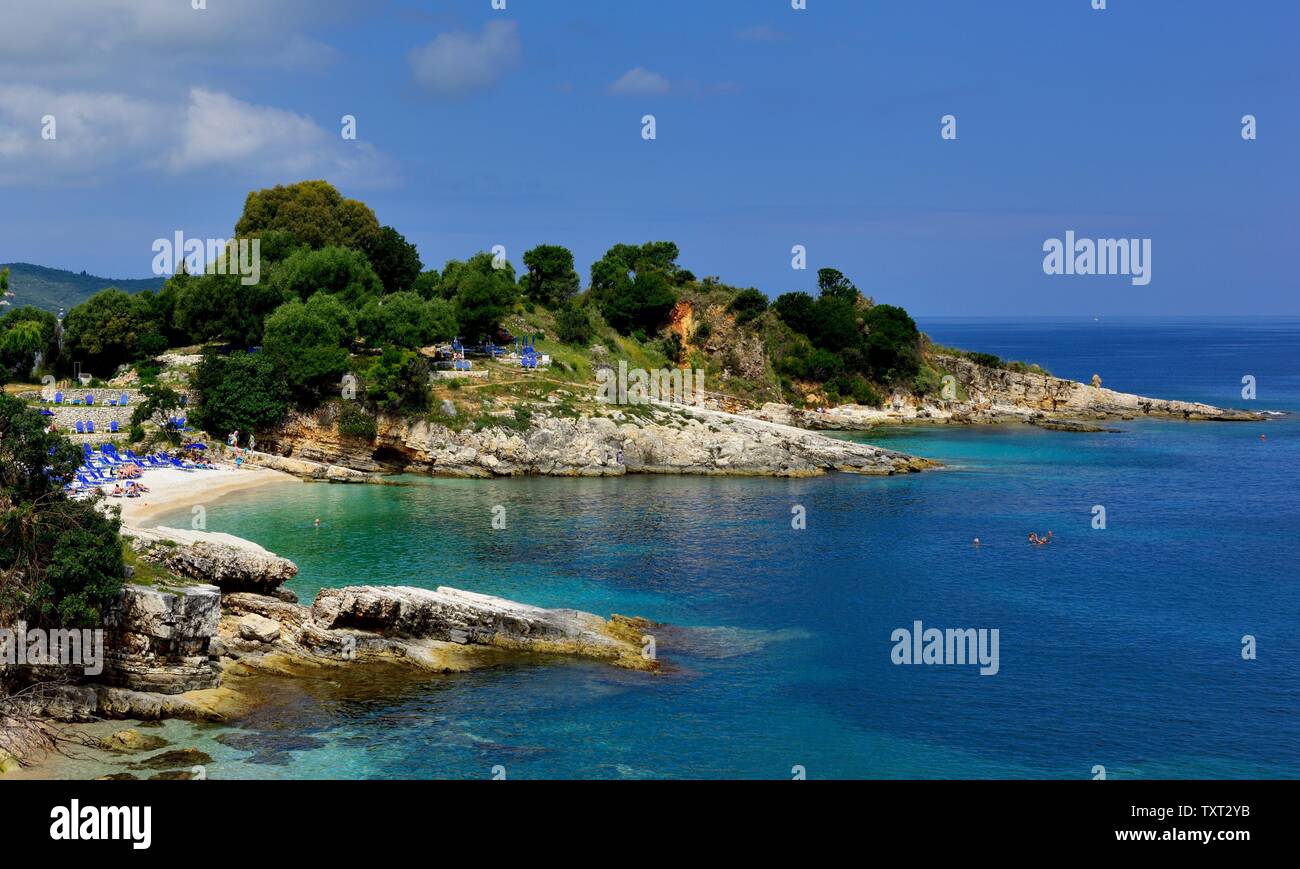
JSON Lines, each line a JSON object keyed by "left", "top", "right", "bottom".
{"left": 0, "top": 0, "right": 1295, "bottom": 315}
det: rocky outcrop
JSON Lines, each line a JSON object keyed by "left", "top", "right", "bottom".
{"left": 101, "top": 584, "right": 222, "bottom": 694}
{"left": 936, "top": 355, "right": 1263, "bottom": 422}
{"left": 123, "top": 526, "right": 298, "bottom": 595}
{"left": 219, "top": 585, "right": 657, "bottom": 673}
{"left": 260, "top": 404, "right": 935, "bottom": 479}
{"left": 764, "top": 355, "right": 1267, "bottom": 430}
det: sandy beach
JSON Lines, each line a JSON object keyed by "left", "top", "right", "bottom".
{"left": 104, "top": 463, "right": 298, "bottom": 527}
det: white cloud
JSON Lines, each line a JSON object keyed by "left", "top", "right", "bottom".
{"left": 608, "top": 67, "right": 671, "bottom": 97}
{"left": 410, "top": 21, "right": 522, "bottom": 97}
{"left": 0, "top": 85, "right": 393, "bottom": 187}
{"left": 0, "top": 0, "right": 354, "bottom": 78}
{"left": 0, "top": 85, "right": 163, "bottom": 183}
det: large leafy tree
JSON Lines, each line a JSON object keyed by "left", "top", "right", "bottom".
{"left": 357, "top": 292, "right": 455, "bottom": 351}
{"left": 589, "top": 242, "right": 682, "bottom": 335}
{"left": 363, "top": 348, "right": 431, "bottom": 414}
{"left": 0, "top": 395, "right": 124, "bottom": 627}
{"left": 62, "top": 288, "right": 166, "bottom": 375}
{"left": 363, "top": 226, "right": 423, "bottom": 294}
{"left": 267, "top": 246, "right": 384, "bottom": 309}
{"left": 190, "top": 349, "right": 292, "bottom": 437}
{"left": 0, "top": 306, "right": 58, "bottom": 379}
{"left": 234, "top": 180, "right": 382, "bottom": 252}
{"left": 521, "top": 244, "right": 580, "bottom": 307}
{"left": 262, "top": 293, "right": 357, "bottom": 401}
{"left": 173, "top": 269, "right": 289, "bottom": 348}
{"left": 441, "top": 252, "right": 519, "bottom": 341}
{"left": 771, "top": 270, "right": 920, "bottom": 388}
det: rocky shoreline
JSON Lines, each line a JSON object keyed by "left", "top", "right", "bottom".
{"left": 242, "top": 356, "right": 1272, "bottom": 484}
{"left": 1, "top": 527, "right": 658, "bottom": 776}
{"left": 744, "top": 354, "right": 1267, "bottom": 430}
{"left": 257, "top": 402, "right": 937, "bottom": 480}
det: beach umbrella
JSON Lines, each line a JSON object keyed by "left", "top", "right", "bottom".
{"left": 39, "top": 408, "right": 54, "bottom": 416}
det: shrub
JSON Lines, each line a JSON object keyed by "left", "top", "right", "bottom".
{"left": 554, "top": 303, "right": 595, "bottom": 346}
{"left": 337, "top": 401, "right": 378, "bottom": 439}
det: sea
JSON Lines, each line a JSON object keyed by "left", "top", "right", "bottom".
{"left": 74, "top": 318, "right": 1300, "bottom": 779}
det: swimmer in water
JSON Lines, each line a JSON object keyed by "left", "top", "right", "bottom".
{"left": 313, "top": 518, "right": 321, "bottom": 528}
{"left": 973, "top": 537, "right": 981, "bottom": 546}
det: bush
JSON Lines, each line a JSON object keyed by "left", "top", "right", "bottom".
{"left": 727, "top": 289, "right": 769, "bottom": 325}
{"left": 363, "top": 348, "right": 431, "bottom": 415}
{"left": 0, "top": 395, "right": 124, "bottom": 627}
{"left": 190, "top": 349, "right": 292, "bottom": 438}
{"left": 262, "top": 293, "right": 356, "bottom": 402}
{"left": 554, "top": 303, "right": 595, "bottom": 346}
{"left": 337, "top": 402, "right": 378, "bottom": 439}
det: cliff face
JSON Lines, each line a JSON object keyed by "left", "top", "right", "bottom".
{"left": 258, "top": 404, "right": 934, "bottom": 479}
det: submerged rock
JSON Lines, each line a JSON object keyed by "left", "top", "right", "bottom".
{"left": 99, "top": 729, "right": 169, "bottom": 753}
{"left": 129, "top": 748, "right": 212, "bottom": 770}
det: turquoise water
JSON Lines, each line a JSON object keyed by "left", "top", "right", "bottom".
{"left": 148, "top": 318, "right": 1300, "bottom": 779}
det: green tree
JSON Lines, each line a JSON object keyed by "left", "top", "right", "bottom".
{"left": 267, "top": 245, "right": 384, "bottom": 309}
{"left": 410, "top": 270, "right": 442, "bottom": 300}
{"left": 363, "top": 226, "right": 423, "bottom": 294}
{"left": 0, "top": 306, "right": 58, "bottom": 379}
{"left": 363, "top": 348, "right": 431, "bottom": 414}
{"left": 357, "top": 292, "right": 455, "bottom": 350}
{"left": 727, "top": 288, "right": 769, "bottom": 325}
{"left": 441, "top": 252, "right": 519, "bottom": 341}
{"left": 817, "top": 268, "right": 859, "bottom": 303}
{"left": 234, "top": 180, "right": 382, "bottom": 252}
{"left": 863, "top": 304, "right": 921, "bottom": 385}
{"left": 263, "top": 293, "right": 356, "bottom": 401}
{"left": 62, "top": 288, "right": 161, "bottom": 375}
{"left": 0, "top": 395, "right": 124, "bottom": 627}
{"left": 189, "top": 349, "right": 292, "bottom": 437}
{"left": 554, "top": 302, "right": 594, "bottom": 346}
{"left": 522, "top": 244, "right": 580, "bottom": 307}
{"left": 173, "top": 268, "right": 288, "bottom": 348}
{"left": 131, "top": 384, "right": 187, "bottom": 445}
{"left": 589, "top": 242, "right": 682, "bottom": 334}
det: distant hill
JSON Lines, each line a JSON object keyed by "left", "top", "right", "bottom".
{"left": 0, "top": 262, "right": 166, "bottom": 313}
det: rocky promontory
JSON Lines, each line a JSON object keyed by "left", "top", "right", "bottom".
{"left": 749, "top": 353, "right": 1267, "bottom": 430}
{"left": 257, "top": 402, "right": 936, "bottom": 480}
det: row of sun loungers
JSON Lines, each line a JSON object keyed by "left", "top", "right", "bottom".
{"left": 45, "top": 392, "right": 131, "bottom": 406}
{"left": 65, "top": 443, "right": 218, "bottom": 496}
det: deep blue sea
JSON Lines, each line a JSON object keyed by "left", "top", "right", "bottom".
{"left": 147, "top": 317, "right": 1299, "bottom": 779}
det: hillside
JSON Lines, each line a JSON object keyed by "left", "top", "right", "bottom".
{"left": 0, "top": 262, "right": 165, "bottom": 313}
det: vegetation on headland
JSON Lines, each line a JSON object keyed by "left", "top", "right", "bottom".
{"left": 0, "top": 394, "right": 124, "bottom": 631}
{"left": 2, "top": 179, "right": 1054, "bottom": 438}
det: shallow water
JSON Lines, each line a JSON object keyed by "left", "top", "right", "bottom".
{"left": 109, "top": 318, "right": 1300, "bottom": 779}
